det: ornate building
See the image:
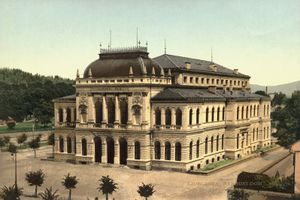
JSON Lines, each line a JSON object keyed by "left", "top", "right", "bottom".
{"left": 53, "top": 46, "right": 271, "bottom": 171}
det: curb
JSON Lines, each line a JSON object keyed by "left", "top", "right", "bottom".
{"left": 257, "top": 152, "right": 292, "bottom": 174}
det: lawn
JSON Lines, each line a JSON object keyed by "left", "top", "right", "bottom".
{"left": 201, "top": 159, "right": 234, "bottom": 171}
{"left": 0, "top": 121, "right": 52, "bottom": 134}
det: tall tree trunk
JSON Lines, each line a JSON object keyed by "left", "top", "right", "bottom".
{"left": 68, "top": 189, "right": 72, "bottom": 200}
{"left": 35, "top": 185, "right": 37, "bottom": 197}
{"left": 106, "top": 193, "right": 108, "bottom": 200}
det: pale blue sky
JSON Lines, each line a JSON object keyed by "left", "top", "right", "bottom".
{"left": 0, "top": 0, "right": 299, "bottom": 85}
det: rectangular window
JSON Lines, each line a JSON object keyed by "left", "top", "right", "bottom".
{"left": 190, "top": 77, "right": 193, "bottom": 83}
{"left": 195, "top": 77, "right": 199, "bottom": 84}
{"left": 184, "top": 76, "right": 187, "bottom": 83}
{"left": 201, "top": 78, "right": 204, "bottom": 84}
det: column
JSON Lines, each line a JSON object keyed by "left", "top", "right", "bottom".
{"left": 71, "top": 108, "right": 75, "bottom": 123}
{"left": 171, "top": 143, "right": 175, "bottom": 161}
{"left": 182, "top": 107, "right": 189, "bottom": 130}
{"left": 114, "top": 95, "right": 120, "bottom": 128}
{"left": 102, "top": 139, "right": 107, "bottom": 163}
{"left": 151, "top": 109, "right": 156, "bottom": 128}
{"left": 63, "top": 108, "right": 67, "bottom": 123}
{"left": 114, "top": 139, "right": 119, "bottom": 164}
{"left": 101, "top": 95, "right": 108, "bottom": 127}
{"left": 54, "top": 108, "right": 59, "bottom": 126}
{"left": 142, "top": 93, "right": 148, "bottom": 125}
{"left": 127, "top": 94, "right": 133, "bottom": 127}
{"left": 88, "top": 95, "right": 95, "bottom": 124}
{"left": 161, "top": 108, "right": 166, "bottom": 128}
{"left": 171, "top": 108, "right": 176, "bottom": 128}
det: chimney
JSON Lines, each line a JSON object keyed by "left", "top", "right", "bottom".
{"left": 185, "top": 62, "right": 191, "bottom": 70}
{"left": 208, "top": 86, "right": 217, "bottom": 94}
{"left": 234, "top": 69, "right": 239, "bottom": 74}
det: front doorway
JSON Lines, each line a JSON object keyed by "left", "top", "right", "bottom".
{"left": 107, "top": 137, "right": 114, "bottom": 164}
{"left": 94, "top": 137, "right": 102, "bottom": 163}
{"left": 119, "top": 138, "right": 128, "bottom": 165}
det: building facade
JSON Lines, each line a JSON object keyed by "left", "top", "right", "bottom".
{"left": 53, "top": 46, "right": 271, "bottom": 172}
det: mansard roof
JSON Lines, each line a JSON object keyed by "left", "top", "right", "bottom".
{"left": 153, "top": 54, "right": 250, "bottom": 79}
{"left": 152, "top": 88, "right": 270, "bottom": 102}
{"left": 53, "top": 94, "right": 76, "bottom": 102}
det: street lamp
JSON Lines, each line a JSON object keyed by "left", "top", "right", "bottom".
{"left": 8, "top": 143, "right": 18, "bottom": 191}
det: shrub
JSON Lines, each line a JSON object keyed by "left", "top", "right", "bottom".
{"left": 6, "top": 120, "right": 16, "bottom": 129}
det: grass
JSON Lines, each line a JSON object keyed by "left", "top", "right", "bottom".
{"left": 201, "top": 159, "right": 234, "bottom": 171}
{"left": 0, "top": 121, "right": 52, "bottom": 134}
{"left": 254, "top": 144, "right": 276, "bottom": 154}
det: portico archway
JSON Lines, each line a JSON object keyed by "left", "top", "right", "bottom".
{"left": 107, "top": 137, "right": 114, "bottom": 164}
{"left": 94, "top": 136, "right": 102, "bottom": 163}
{"left": 119, "top": 137, "right": 128, "bottom": 165}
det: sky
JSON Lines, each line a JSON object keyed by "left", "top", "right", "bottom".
{"left": 0, "top": 0, "right": 299, "bottom": 86}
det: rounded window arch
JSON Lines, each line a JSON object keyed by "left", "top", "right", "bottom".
{"left": 165, "top": 108, "right": 171, "bottom": 127}
{"left": 95, "top": 100, "right": 103, "bottom": 125}
{"left": 67, "top": 136, "right": 72, "bottom": 153}
{"left": 155, "top": 108, "right": 161, "bottom": 126}
{"left": 58, "top": 108, "right": 63, "bottom": 123}
{"left": 189, "top": 141, "right": 193, "bottom": 160}
{"left": 222, "top": 107, "right": 225, "bottom": 121}
{"left": 196, "top": 140, "right": 200, "bottom": 158}
{"left": 205, "top": 137, "right": 208, "bottom": 154}
{"left": 237, "top": 106, "right": 240, "bottom": 120}
{"left": 175, "top": 142, "right": 181, "bottom": 161}
{"left": 196, "top": 108, "right": 200, "bottom": 124}
{"left": 66, "top": 108, "right": 71, "bottom": 123}
{"left": 165, "top": 141, "right": 171, "bottom": 160}
{"left": 216, "top": 135, "right": 219, "bottom": 151}
{"left": 82, "top": 138, "right": 87, "bottom": 156}
{"left": 189, "top": 109, "right": 193, "bottom": 125}
{"left": 206, "top": 107, "right": 209, "bottom": 123}
{"left": 237, "top": 134, "right": 240, "bottom": 149}
{"left": 134, "top": 141, "right": 141, "bottom": 160}
{"left": 217, "top": 107, "right": 220, "bottom": 121}
{"left": 211, "top": 136, "right": 214, "bottom": 153}
{"left": 107, "top": 98, "right": 115, "bottom": 125}
{"left": 176, "top": 108, "right": 182, "bottom": 127}
{"left": 59, "top": 136, "right": 64, "bottom": 152}
{"left": 211, "top": 107, "right": 215, "bottom": 122}
{"left": 154, "top": 141, "right": 161, "bottom": 160}
{"left": 120, "top": 99, "right": 128, "bottom": 125}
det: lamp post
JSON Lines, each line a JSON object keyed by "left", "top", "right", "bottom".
{"left": 8, "top": 143, "right": 18, "bottom": 191}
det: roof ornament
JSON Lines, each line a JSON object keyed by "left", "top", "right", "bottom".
{"left": 136, "top": 27, "right": 139, "bottom": 47}
{"left": 164, "top": 39, "right": 167, "bottom": 54}
{"left": 151, "top": 66, "right": 156, "bottom": 76}
{"left": 160, "top": 68, "right": 165, "bottom": 77}
{"left": 76, "top": 69, "right": 80, "bottom": 79}
{"left": 168, "top": 68, "right": 171, "bottom": 77}
{"left": 129, "top": 66, "right": 133, "bottom": 77}
{"left": 88, "top": 68, "right": 92, "bottom": 78}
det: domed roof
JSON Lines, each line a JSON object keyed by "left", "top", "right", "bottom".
{"left": 83, "top": 47, "right": 162, "bottom": 78}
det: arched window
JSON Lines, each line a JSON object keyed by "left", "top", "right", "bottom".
{"left": 154, "top": 141, "right": 161, "bottom": 160}
{"left": 95, "top": 101, "right": 103, "bottom": 125}
{"left": 267, "top": 105, "right": 270, "bottom": 116}
{"left": 205, "top": 137, "right": 208, "bottom": 154}
{"left": 175, "top": 142, "right": 181, "bottom": 161}
{"left": 176, "top": 108, "right": 182, "bottom": 127}
{"left": 107, "top": 98, "right": 115, "bottom": 125}
{"left": 66, "top": 108, "right": 71, "bottom": 123}
{"left": 254, "top": 105, "right": 256, "bottom": 116}
{"left": 135, "top": 141, "right": 141, "bottom": 160}
{"left": 189, "top": 109, "right": 193, "bottom": 126}
{"left": 58, "top": 108, "right": 63, "bottom": 123}
{"left": 206, "top": 107, "right": 209, "bottom": 123}
{"left": 211, "top": 107, "right": 215, "bottom": 122}
{"left": 216, "top": 135, "right": 219, "bottom": 151}
{"left": 217, "top": 107, "right": 220, "bottom": 121}
{"left": 264, "top": 127, "right": 266, "bottom": 139}
{"left": 250, "top": 105, "right": 253, "bottom": 118}
{"left": 221, "top": 134, "right": 224, "bottom": 149}
{"left": 155, "top": 108, "right": 161, "bottom": 126}
{"left": 241, "top": 107, "right": 244, "bottom": 119}
{"left": 196, "top": 108, "right": 200, "bottom": 124}
{"left": 264, "top": 105, "right": 266, "bottom": 116}
{"left": 120, "top": 99, "right": 128, "bottom": 125}
{"left": 67, "top": 137, "right": 72, "bottom": 153}
{"left": 211, "top": 136, "right": 214, "bottom": 153}
{"left": 165, "top": 108, "right": 171, "bottom": 126}
{"left": 189, "top": 141, "right": 193, "bottom": 160}
{"left": 237, "top": 134, "right": 239, "bottom": 149}
{"left": 59, "top": 137, "right": 64, "bottom": 152}
{"left": 165, "top": 142, "right": 171, "bottom": 160}
{"left": 256, "top": 128, "right": 259, "bottom": 140}
{"left": 222, "top": 107, "right": 225, "bottom": 121}
{"left": 257, "top": 105, "right": 260, "bottom": 116}
{"left": 82, "top": 138, "right": 87, "bottom": 156}
{"left": 246, "top": 106, "right": 249, "bottom": 119}
{"left": 196, "top": 140, "right": 200, "bottom": 158}
{"left": 253, "top": 128, "right": 255, "bottom": 141}
{"left": 237, "top": 107, "right": 240, "bottom": 120}
{"left": 133, "top": 105, "right": 142, "bottom": 125}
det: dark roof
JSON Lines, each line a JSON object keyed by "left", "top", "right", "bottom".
{"left": 152, "top": 88, "right": 226, "bottom": 102}
{"left": 152, "top": 88, "right": 270, "bottom": 102}
{"left": 153, "top": 54, "right": 250, "bottom": 78}
{"left": 83, "top": 47, "right": 162, "bottom": 78}
{"left": 53, "top": 94, "right": 76, "bottom": 102}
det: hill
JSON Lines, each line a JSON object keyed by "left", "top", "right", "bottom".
{"left": 0, "top": 68, "right": 75, "bottom": 122}
{"left": 251, "top": 80, "right": 300, "bottom": 96}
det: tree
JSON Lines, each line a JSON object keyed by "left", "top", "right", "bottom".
{"left": 254, "top": 90, "right": 269, "bottom": 97}
{"left": 272, "top": 92, "right": 287, "bottom": 106}
{"left": 28, "top": 137, "right": 40, "bottom": 158}
{"left": 228, "top": 189, "right": 250, "bottom": 200}
{"left": 6, "top": 119, "right": 16, "bottom": 129}
{"left": 273, "top": 91, "right": 300, "bottom": 148}
{"left": 137, "top": 183, "right": 155, "bottom": 200}
{"left": 3, "top": 136, "right": 11, "bottom": 145}
{"left": 0, "top": 137, "right": 5, "bottom": 150}
{"left": 17, "top": 133, "right": 27, "bottom": 147}
{"left": 25, "top": 169, "right": 45, "bottom": 197}
{"left": 0, "top": 185, "right": 23, "bottom": 200}
{"left": 62, "top": 173, "right": 78, "bottom": 200}
{"left": 7, "top": 143, "right": 17, "bottom": 154}
{"left": 39, "top": 187, "right": 59, "bottom": 200}
{"left": 97, "top": 175, "right": 118, "bottom": 200}
{"left": 33, "top": 100, "right": 53, "bottom": 127}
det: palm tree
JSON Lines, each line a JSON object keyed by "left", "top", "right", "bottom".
{"left": 39, "top": 187, "right": 59, "bottom": 200}
{"left": 137, "top": 183, "right": 155, "bottom": 200}
{"left": 0, "top": 184, "right": 23, "bottom": 200}
{"left": 97, "top": 175, "right": 118, "bottom": 200}
{"left": 25, "top": 169, "right": 45, "bottom": 197}
{"left": 62, "top": 173, "right": 78, "bottom": 200}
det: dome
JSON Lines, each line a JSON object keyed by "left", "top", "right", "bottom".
{"left": 83, "top": 47, "right": 163, "bottom": 78}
